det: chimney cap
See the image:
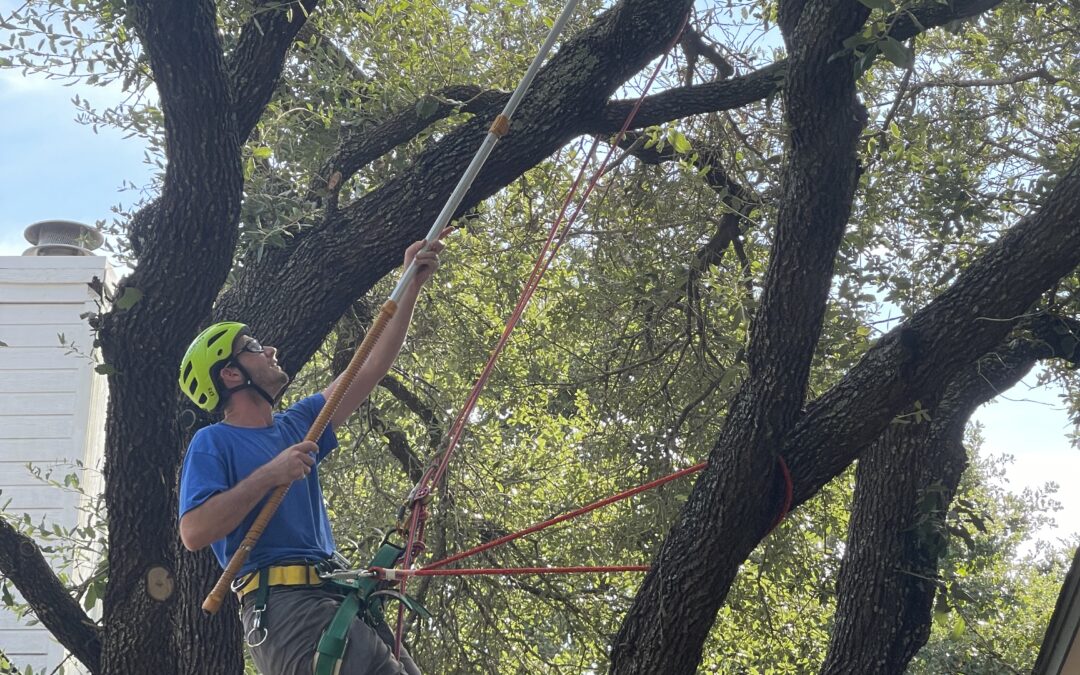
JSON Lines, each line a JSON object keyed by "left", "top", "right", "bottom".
{"left": 23, "top": 220, "right": 105, "bottom": 256}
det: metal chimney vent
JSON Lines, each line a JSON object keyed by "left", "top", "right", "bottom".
{"left": 23, "top": 220, "right": 105, "bottom": 256}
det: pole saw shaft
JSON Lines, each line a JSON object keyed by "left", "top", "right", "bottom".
{"left": 389, "top": 0, "right": 584, "bottom": 303}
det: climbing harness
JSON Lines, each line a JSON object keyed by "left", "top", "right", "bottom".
{"left": 310, "top": 543, "right": 432, "bottom": 675}
{"left": 232, "top": 564, "right": 324, "bottom": 647}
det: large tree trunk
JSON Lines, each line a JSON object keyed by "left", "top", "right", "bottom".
{"left": 821, "top": 315, "right": 1080, "bottom": 674}
{"left": 98, "top": 0, "right": 243, "bottom": 669}
{"left": 95, "top": 0, "right": 319, "bottom": 669}
{"left": 821, "top": 403, "right": 968, "bottom": 675}
{"left": 611, "top": 0, "right": 1080, "bottom": 670}
{"left": 610, "top": 0, "right": 871, "bottom": 670}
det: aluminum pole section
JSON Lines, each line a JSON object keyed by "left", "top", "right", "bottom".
{"left": 390, "top": 0, "right": 583, "bottom": 302}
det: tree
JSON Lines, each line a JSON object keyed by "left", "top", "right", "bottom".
{"left": 0, "top": 0, "right": 1077, "bottom": 673}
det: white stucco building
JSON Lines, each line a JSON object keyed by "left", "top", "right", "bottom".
{"left": 0, "top": 221, "right": 112, "bottom": 674}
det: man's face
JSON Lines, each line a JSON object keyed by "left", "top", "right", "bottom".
{"left": 230, "top": 335, "right": 290, "bottom": 395}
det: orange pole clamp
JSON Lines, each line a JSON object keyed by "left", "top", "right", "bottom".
{"left": 202, "top": 300, "right": 399, "bottom": 614}
{"left": 489, "top": 114, "right": 511, "bottom": 138}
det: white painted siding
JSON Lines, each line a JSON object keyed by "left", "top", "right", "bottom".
{"left": 0, "top": 255, "right": 114, "bottom": 675}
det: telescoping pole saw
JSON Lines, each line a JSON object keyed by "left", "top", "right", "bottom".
{"left": 202, "top": 0, "right": 586, "bottom": 614}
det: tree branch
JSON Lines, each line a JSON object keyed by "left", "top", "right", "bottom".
{"left": 215, "top": 0, "right": 698, "bottom": 372}
{"left": 312, "top": 85, "right": 505, "bottom": 205}
{"left": 612, "top": 0, "right": 873, "bottom": 666}
{"left": 228, "top": 0, "right": 322, "bottom": 140}
{"left": 785, "top": 152, "right": 1080, "bottom": 509}
{"left": 617, "top": 131, "right": 760, "bottom": 339}
{"left": 589, "top": 62, "right": 786, "bottom": 133}
{"left": 0, "top": 519, "right": 101, "bottom": 673}
{"left": 379, "top": 374, "right": 444, "bottom": 455}
{"left": 680, "top": 27, "right": 734, "bottom": 85}
{"left": 822, "top": 313, "right": 1080, "bottom": 674}
{"left": 591, "top": 0, "right": 1006, "bottom": 133}
{"left": 908, "top": 67, "right": 1061, "bottom": 95}
{"left": 365, "top": 404, "right": 425, "bottom": 483}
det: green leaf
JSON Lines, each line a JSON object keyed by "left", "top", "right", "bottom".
{"left": 94, "top": 363, "right": 117, "bottom": 375}
{"left": 115, "top": 286, "right": 143, "bottom": 310}
{"left": 879, "top": 37, "right": 914, "bottom": 69}
{"left": 415, "top": 96, "right": 440, "bottom": 119}
{"left": 251, "top": 146, "right": 272, "bottom": 160}
{"left": 841, "top": 33, "right": 871, "bottom": 50}
{"left": 670, "top": 130, "right": 692, "bottom": 154}
{"left": 855, "top": 43, "right": 879, "bottom": 77}
{"left": 83, "top": 580, "right": 97, "bottom": 610}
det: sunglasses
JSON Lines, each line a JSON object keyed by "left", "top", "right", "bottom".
{"left": 231, "top": 338, "right": 265, "bottom": 360}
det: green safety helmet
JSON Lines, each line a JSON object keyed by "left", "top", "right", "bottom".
{"left": 179, "top": 321, "right": 248, "bottom": 411}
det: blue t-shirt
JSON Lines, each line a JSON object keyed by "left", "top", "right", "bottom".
{"left": 178, "top": 394, "right": 339, "bottom": 576}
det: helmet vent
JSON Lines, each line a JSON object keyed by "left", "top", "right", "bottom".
{"left": 206, "top": 329, "right": 228, "bottom": 347}
{"left": 189, "top": 380, "right": 198, "bottom": 395}
{"left": 182, "top": 362, "right": 193, "bottom": 381}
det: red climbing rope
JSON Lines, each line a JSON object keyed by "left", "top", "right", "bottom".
{"left": 414, "top": 453, "right": 791, "bottom": 574}
{"left": 392, "top": 17, "right": 691, "bottom": 652}
{"left": 375, "top": 565, "right": 650, "bottom": 579}
{"left": 372, "top": 12, "right": 823, "bottom": 655}
{"left": 423, "top": 461, "right": 707, "bottom": 571}
{"left": 397, "top": 11, "right": 692, "bottom": 578}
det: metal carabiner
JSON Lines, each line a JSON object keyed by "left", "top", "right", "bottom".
{"left": 246, "top": 604, "right": 268, "bottom": 647}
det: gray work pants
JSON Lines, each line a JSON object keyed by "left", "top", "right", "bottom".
{"left": 241, "top": 586, "right": 421, "bottom": 675}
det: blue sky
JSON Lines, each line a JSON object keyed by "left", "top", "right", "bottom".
{"left": 0, "top": 67, "right": 152, "bottom": 257}
{"left": 1, "top": 53, "right": 1078, "bottom": 544}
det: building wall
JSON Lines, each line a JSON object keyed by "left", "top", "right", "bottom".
{"left": 0, "top": 255, "right": 113, "bottom": 674}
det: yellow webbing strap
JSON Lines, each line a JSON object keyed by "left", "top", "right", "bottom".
{"left": 235, "top": 564, "right": 322, "bottom": 599}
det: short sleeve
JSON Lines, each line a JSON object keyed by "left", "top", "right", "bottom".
{"left": 178, "top": 430, "right": 231, "bottom": 518}
{"left": 280, "top": 394, "right": 339, "bottom": 461}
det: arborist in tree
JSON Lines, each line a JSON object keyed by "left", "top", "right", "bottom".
{"left": 176, "top": 238, "right": 443, "bottom": 675}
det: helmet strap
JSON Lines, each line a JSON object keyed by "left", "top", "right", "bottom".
{"left": 224, "top": 362, "right": 277, "bottom": 408}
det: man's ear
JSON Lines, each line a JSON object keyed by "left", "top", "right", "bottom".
{"left": 218, "top": 363, "right": 243, "bottom": 387}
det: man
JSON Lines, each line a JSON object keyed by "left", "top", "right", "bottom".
{"left": 178, "top": 239, "right": 443, "bottom": 675}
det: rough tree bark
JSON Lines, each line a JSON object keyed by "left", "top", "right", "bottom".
{"left": 822, "top": 314, "right": 1080, "bottom": 674}
{"left": 610, "top": 1, "right": 1080, "bottom": 673}
{"left": 1, "top": 0, "right": 1074, "bottom": 673}
{"left": 96, "top": 0, "right": 317, "bottom": 670}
